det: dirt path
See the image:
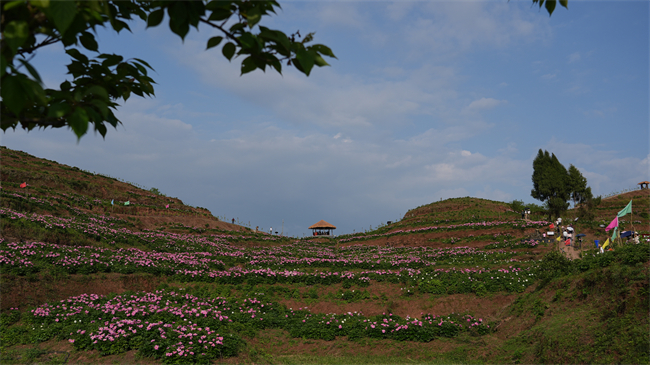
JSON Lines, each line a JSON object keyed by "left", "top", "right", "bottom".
{"left": 557, "top": 239, "right": 582, "bottom": 260}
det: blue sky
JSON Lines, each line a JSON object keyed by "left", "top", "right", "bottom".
{"left": 2, "top": 1, "right": 648, "bottom": 237}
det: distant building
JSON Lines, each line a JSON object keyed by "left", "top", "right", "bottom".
{"left": 309, "top": 220, "right": 336, "bottom": 236}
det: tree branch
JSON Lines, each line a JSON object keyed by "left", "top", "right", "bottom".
{"left": 16, "top": 36, "right": 60, "bottom": 56}
{"left": 199, "top": 17, "right": 242, "bottom": 47}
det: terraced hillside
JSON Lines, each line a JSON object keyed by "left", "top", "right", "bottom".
{"left": 1, "top": 146, "right": 648, "bottom": 364}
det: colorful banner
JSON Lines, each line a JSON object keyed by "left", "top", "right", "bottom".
{"left": 111, "top": 199, "right": 114, "bottom": 206}
{"left": 19, "top": 182, "right": 27, "bottom": 188}
{"left": 124, "top": 201, "right": 130, "bottom": 206}
{"left": 611, "top": 226, "right": 618, "bottom": 241}
{"left": 165, "top": 204, "right": 169, "bottom": 209}
{"left": 605, "top": 216, "right": 618, "bottom": 232}
{"left": 602, "top": 238, "right": 610, "bottom": 249}
{"left": 617, "top": 200, "right": 632, "bottom": 217}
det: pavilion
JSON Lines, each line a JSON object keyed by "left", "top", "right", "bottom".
{"left": 638, "top": 181, "right": 649, "bottom": 190}
{"left": 309, "top": 220, "right": 336, "bottom": 236}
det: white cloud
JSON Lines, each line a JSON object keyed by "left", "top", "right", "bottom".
{"left": 467, "top": 97, "right": 508, "bottom": 110}
{"left": 568, "top": 52, "right": 581, "bottom": 63}
{"left": 402, "top": 2, "right": 550, "bottom": 55}
{"left": 541, "top": 73, "right": 557, "bottom": 79}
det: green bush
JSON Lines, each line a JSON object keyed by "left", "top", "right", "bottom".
{"left": 537, "top": 251, "right": 574, "bottom": 286}
{"left": 419, "top": 279, "right": 446, "bottom": 294}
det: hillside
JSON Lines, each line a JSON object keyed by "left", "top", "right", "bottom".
{"left": 0, "top": 146, "right": 648, "bottom": 364}
{"left": 1, "top": 146, "right": 256, "bottom": 234}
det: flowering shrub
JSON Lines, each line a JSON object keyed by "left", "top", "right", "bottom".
{"left": 17, "top": 289, "right": 493, "bottom": 361}
{"left": 338, "top": 220, "right": 550, "bottom": 243}
{"left": 415, "top": 266, "right": 536, "bottom": 294}
{"left": 485, "top": 239, "right": 541, "bottom": 249}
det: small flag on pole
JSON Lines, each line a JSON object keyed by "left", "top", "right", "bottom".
{"left": 565, "top": 239, "right": 570, "bottom": 246}
{"left": 111, "top": 199, "right": 114, "bottom": 205}
{"left": 611, "top": 226, "right": 618, "bottom": 241}
{"left": 165, "top": 204, "right": 169, "bottom": 209}
{"left": 20, "top": 182, "right": 27, "bottom": 188}
{"left": 556, "top": 236, "right": 561, "bottom": 242}
{"left": 617, "top": 200, "right": 632, "bottom": 217}
{"left": 124, "top": 201, "right": 130, "bottom": 206}
{"left": 605, "top": 216, "right": 618, "bottom": 232}
{"left": 602, "top": 238, "right": 610, "bottom": 249}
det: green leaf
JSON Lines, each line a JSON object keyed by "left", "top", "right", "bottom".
{"left": 68, "top": 107, "right": 89, "bottom": 138}
{"left": 4, "top": 21, "right": 29, "bottom": 55}
{"left": 29, "top": 0, "right": 50, "bottom": 8}
{"left": 238, "top": 33, "right": 259, "bottom": 50}
{"left": 133, "top": 58, "right": 154, "bottom": 70}
{"left": 99, "top": 54, "right": 124, "bottom": 68}
{"left": 206, "top": 0, "right": 233, "bottom": 20}
{"left": 229, "top": 22, "right": 245, "bottom": 33}
{"left": 295, "top": 48, "right": 315, "bottom": 76}
{"left": 545, "top": 0, "right": 556, "bottom": 15}
{"left": 206, "top": 36, "right": 223, "bottom": 50}
{"left": 1, "top": 76, "right": 28, "bottom": 115}
{"left": 208, "top": 8, "right": 233, "bottom": 21}
{"left": 79, "top": 32, "right": 99, "bottom": 52}
{"left": 25, "top": 78, "right": 47, "bottom": 105}
{"left": 85, "top": 85, "right": 109, "bottom": 100}
{"left": 240, "top": 56, "right": 257, "bottom": 75}
{"left": 94, "top": 121, "right": 107, "bottom": 138}
{"left": 222, "top": 42, "right": 236, "bottom": 61}
{"left": 17, "top": 59, "right": 43, "bottom": 84}
{"left": 311, "top": 44, "right": 337, "bottom": 59}
{"left": 47, "top": 103, "right": 71, "bottom": 118}
{"left": 270, "top": 59, "right": 282, "bottom": 74}
{"left": 168, "top": 2, "right": 190, "bottom": 40}
{"left": 245, "top": 7, "right": 262, "bottom": 28}
{"left": 302, "top": 32, "right": 315, "bottom": 44}
{"left": 313, "top": 55, "right": 329, "bottom": 67}
{"left": 559, "top": 0, "right": 568, "bottom": 8}
{"left": 89, "top": 99, "right": 109, "bottom": 118}
{"left": 66, "top": 49, "right": 89, "bottom": 63}
{"left": 147, "top": 8, "right": 165, "bottom": 28}
{"left": 3, "top": 1, "right": 24, "bottom": 11}
{"left": 48, "top": 0, "right": 78, "bottom": 36}
{"left": 106, "top": 112, "right": 119, "bottom": 128}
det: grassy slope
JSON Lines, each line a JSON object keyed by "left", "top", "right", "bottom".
{"left": 1, "top": 146, "right": 648, "bottom": 364}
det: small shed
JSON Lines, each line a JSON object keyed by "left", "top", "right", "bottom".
{"left": 638, "top": 181, "right": 649, "bottom": 190}
{"left": 309, "top": 220, "right": 336, "bottom": 236}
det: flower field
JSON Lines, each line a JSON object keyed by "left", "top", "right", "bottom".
{"left": 1, "top": 146, "right": 648, "bottom": 364}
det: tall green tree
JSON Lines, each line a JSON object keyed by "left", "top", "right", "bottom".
{"left": 531, "top": 149, "right": 570, "bottom": 219}
{"left": 0, "top": 0, "right": 336, "bottom": 139}
{"left": 567, "top": 164, "right": 593, "bottom": 207}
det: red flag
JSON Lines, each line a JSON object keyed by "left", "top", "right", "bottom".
{"left": 549, "top": 223, "right": 555, "bottom": 229}
{"left": 20, "top": 182, "right": 27, "bottom": 188}
{"left": 565, "top": 239, "right": 570, "bottom": 246}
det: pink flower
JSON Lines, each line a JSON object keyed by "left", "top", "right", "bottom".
{"left": 68, "top": 339, "right": 75, "bottom": 343}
